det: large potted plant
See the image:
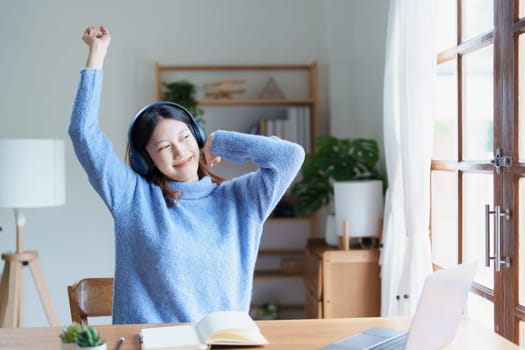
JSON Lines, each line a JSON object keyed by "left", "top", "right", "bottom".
{"left": 291, "top": 135, "right": 385, "bottom": 246}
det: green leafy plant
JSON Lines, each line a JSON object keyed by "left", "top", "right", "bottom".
{"left": 76, "top": 326, "right": 104, "bottom": 347}
{"left": 59, "top": 322, "right": 82, "bottom": 343}
{"left": 291, "top": 135, "right": 384, "bottom": 217}
{"left": 162, "top": 80, "right": 205, "bottom": 126}
{"left": 251, "top": 302, "right": 280, "bottom": 320}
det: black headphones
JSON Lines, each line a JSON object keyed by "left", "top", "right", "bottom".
{"left": 128, "top": 101, "right": 206, "bottom": 176}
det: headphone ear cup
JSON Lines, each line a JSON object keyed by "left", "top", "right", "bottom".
{"left": 129, "top": 148, "right": 151, "bottom": 176}
{"left": 191, "top": 121, "right": 206, "bottom": 148}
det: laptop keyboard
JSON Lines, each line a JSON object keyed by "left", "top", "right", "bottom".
{"left": 371, "top": 333, "right": 409, "bottom": 350}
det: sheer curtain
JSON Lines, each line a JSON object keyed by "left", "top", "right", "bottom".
{"left": 380, "top": 0, "right": 435, "bottom": 316}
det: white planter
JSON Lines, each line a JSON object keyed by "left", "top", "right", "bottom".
{"left": 76, "top": 344, "right": 107, "bottom": 350}
{"left": 333, "top": 180, "right": 383, "bottom": 238}
{"left": 61, "top": 343, "right": 77, "bottom": 350}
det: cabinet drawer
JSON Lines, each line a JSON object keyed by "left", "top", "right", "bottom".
{"left": 322, "top": 260, "right": 380, "bottom": 318}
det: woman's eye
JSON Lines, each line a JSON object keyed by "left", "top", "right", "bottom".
{"left": 159, "top": 144, "right": 170, "bottom": 151}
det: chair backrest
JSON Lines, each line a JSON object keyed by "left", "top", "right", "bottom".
{"left": 67, "top": 277, "right": 113, "bottom": 326}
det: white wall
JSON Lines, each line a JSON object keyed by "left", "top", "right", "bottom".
{"left": 325, "top": 1, "right": 389, "bottom": 152}
{"left": 0, "top": 0, "right": 389, "bottom": 326}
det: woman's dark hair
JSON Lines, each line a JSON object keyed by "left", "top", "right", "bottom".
{"left": 126, "top": 104, "right": 225, "bottom": 207}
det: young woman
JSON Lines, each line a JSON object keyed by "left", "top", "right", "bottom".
{"left": 69, "top": 25, "right": 305, "bottom": 324}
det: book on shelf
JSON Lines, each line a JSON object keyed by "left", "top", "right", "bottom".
{"left": 140, "top": 311, "right": 269, "bottom": 350}
{"left": 258, "top": 106, "right": 311, "bottom": 153}
{"left": 285, "top": 106, "right": 310, "bottom": 153}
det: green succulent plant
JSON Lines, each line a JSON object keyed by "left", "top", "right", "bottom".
{"left": 76, "top": 326, "right": 104, "bottom": 347}
{"left": 291, "top": 134, "right": 384, "bottom": 217}
{"left": 59, "top": 322, "right": 82, "bottom": 343}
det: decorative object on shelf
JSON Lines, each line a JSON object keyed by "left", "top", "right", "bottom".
{"left": 259, "top": 76, "right": 285, "bottom": 99}
{"left": 76, "top": 326, "right": 106, "bottom": 350}
{"left": 251, "top": 302, "right": 280, "bottom": 320}
{"left": 280, "top": 257, "right": 304, "bottom": 274}
{"left": 0, "top": 138, "right": 65, "bottom": 328}
{"left": 162, "top": 80, "right": 205, "bottom": 126}
{"left": 203, "top": 79, "right": 246, "bottom": 99}
{"left": 291, "top": 135, "right": 385, "bottom": 245}
{"left": 60, "top": 322, "right": 83, "bottom": 350}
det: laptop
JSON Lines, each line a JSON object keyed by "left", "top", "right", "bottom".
{"left": 319, "top": 262, "right": 477, "bottom": 350}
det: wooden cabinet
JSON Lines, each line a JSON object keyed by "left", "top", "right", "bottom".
{"left": 304, "top": 238, "right": 381, "bottom": 318}
{"left": 154, "top": 62, "right": 319, "bottom": 318}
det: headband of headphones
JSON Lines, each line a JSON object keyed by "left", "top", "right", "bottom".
{"left": 128, "top": 101, "right": 206, "bottom": 176}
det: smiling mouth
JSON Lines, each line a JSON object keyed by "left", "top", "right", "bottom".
{"left": 174, "top": 156, "right": 193, "bottom": 168}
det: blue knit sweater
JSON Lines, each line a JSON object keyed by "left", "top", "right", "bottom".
{"left": 69, "top": 69, "right": 305, "bottom": 324}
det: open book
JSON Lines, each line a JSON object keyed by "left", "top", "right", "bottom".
{"left": 140, "top": 311, "right": 269, "bottom": 350}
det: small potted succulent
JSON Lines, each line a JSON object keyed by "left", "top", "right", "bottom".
{"left": 60, "top": 322, "right": 83, "bottom": 350}
{"left": 76, "top": 326, "right": 106, "bottom": 350}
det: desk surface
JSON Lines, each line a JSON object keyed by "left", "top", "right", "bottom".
{"left": 0, "top": 317, "right": 519, "bottom": 350}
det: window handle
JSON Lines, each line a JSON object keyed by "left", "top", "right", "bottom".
{"left": 485, "top": 204, "right": 511, "bottom": 272}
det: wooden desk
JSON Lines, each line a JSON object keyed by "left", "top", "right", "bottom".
{"left": 0, "top": 317, "right": 519, "bottom": 350}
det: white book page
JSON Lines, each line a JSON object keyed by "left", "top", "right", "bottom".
{"left": 141, "top": 325, "right": 206, "bottom": 350}
{"left": 196, "top": 311, "right": 267, "bottom": 345}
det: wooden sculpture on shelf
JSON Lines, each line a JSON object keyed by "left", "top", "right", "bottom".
{"left": 203, "top": 80, "right": 246, "bottom": 99}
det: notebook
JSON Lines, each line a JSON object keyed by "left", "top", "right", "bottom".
{"left": 319, "top": 262, "right": 477, "bottom": 350}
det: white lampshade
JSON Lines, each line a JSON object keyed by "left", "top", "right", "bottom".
{"left": 0, "top": 139, "right": 65, "bottom": 208}
{"left": 334, "top": 180, "right": 383, "bottom": 238}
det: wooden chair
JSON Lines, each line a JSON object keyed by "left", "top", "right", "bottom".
{"left": 67, "top": 277, "right": 113, "bottom": 325}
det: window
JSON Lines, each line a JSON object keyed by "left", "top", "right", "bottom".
{"left": 432, "top": 0, "right": 525, "bottom": 343}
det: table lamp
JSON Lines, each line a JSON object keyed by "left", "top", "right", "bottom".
{"left": 0, "top": 139, "right": 65, "bottom": 327}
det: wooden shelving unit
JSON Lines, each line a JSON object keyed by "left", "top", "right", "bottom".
{"left": 254, "top": 271, "right": 303, "bottom": 279}
{"left": 195, "top": 99, "right": 315, "bottom": 106}
{"left": 155, "top": 62, "right": 319, "bottom": 318}
{"left": 154, "top": 62, "right": 318, "bottom": 149}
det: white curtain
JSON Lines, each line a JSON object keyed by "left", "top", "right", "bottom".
{"left": 380, "top": 0, "right": 435, "bottom": 316}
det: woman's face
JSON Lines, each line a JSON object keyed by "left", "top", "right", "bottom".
{"left": 145, "top": 118, "right": 200, "bottom": 182}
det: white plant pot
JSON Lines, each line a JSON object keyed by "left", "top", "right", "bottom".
{"left": 333, "top": 180, "right": 383, "bottom": 238}
{"left": 61, "top": 343, "right": 77, "bottom": 350}
{"left": 76, "top": 344, "right": 107, "bottom": 350}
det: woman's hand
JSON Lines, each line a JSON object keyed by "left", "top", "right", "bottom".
{"left": 202, "top": 133, "right": 221, "bottom": 168}
{"left": 82, "top": 25, "right": 111, "bottom": 69}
